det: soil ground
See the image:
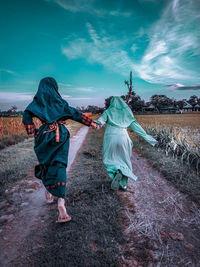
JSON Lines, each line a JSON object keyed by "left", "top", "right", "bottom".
{"left": 0, "top": 127, "right": 200, "bottom": 267}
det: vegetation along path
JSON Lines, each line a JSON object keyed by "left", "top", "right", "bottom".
{"left": 0, "top": 127, "right": 200, "bottom": 267}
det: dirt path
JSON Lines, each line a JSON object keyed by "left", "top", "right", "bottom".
{"left": 119, "top": 150, "right": 200, "bottom": 266}
{"left": 0, "top": 126, "right": 89, "bottom": 267}
{"left": 0, "top": 128, "right": 200, "bottom": 267}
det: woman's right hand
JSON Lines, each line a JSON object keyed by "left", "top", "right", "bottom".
{"left": 91, "top": 122, "right": 98, "bottom": 129}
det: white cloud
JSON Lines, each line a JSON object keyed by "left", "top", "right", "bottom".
{"left": 131, "top": 44, "right": 137, "bottom": 53}
{"left": 0, "top": 92, "right": 33, "bottom": 102}
{"left": 58, "top": 82, "right": 72, "bottom": 88}
{"left": 62, "top": 94, "right": 71, "bottom": 99}
{"left": 62, "top": 23, "right": 132, "bottom": 76}
{"left": 137, "top": 0, "right": 200, "bottom": 84}
{"left": 166, "top": 84, "right": 200, "bottom": 90}
{"left": 61, "top": 0, "right": 200, "bottom": 85}
{"left": 0, "top": 69, "right": 16, "bottom": 75}
{"left": 48, "top": 0, "right": 132, "bottom": 17}
{"left": 68, "top": 97, "right": 93, "bottom": 100}
{"left": 76, "top": 87, "right": 94, "bottom": 92}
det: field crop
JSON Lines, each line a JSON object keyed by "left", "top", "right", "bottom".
{"left": 0, "top": 116, "right": 89, "bottom": 149}
{"left": 0, "top": 116, "right": 43, "bottom": 138}
{"left": 134, "top": 114, "right": 200, "bottom": 174}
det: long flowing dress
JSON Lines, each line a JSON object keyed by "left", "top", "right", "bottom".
{"left": 95, "top": 97, "right": 157, "bottom": 184}
{"left": 22, "top": 77, "right": 92, "bottom": 198}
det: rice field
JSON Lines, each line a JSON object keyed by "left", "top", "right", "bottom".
{"left": 0, "top": 116, "right": 90, "bottom": 149}
{"left": 1, "top": 114, "right": 200, "bottom": 173}
{"left": 134, "top": 114, "right": 200, "bottom": 174}
{"left": 0, "top": 116, "right": 83, "bottom": 139}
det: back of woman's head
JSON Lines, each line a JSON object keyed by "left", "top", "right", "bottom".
{"left": 38, "top": 77, "right": 60, "bottom": 95}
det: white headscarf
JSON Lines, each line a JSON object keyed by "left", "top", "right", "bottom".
{"left": 105, "top": 96, "right": 136, "bottom": 128}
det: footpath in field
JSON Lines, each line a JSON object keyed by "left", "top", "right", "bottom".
{"left": 1, "top": 127, "right": 200, "bottom": 267}
{"left": 119, "top": 150, "right": 200, "bottom": 266}
{"left": 0, "top": 126, "right": 89, "bottom": 267}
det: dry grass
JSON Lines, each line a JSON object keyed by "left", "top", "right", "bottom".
{"left": 0, "top": 116, "right": 87, "bottom": 149}
{"left": 134, "top": 114, "right": 200, "bottom": 174}
{"left": 135, "top": 114, "right": 200, "bottom": 129}
{"left": 0, "top": 121, "right": 85, "bottom": 196}
{"left": 122, "top": 154, "right": 200, "bottom": 266}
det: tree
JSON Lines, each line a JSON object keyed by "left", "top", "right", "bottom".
{"left": 188, "top": 95, "right": 198, "bottom": 107}
{"left": 150, "top": 95, "right": 173, "bottom": 110}
{"left": 129, "top": 95, "right": 145, "bottom": 112}
{"left": 174, "top": 100, "right": 185, "bottom": 109}
{"left": 124, "top": 71, "right": 135, "bottom": 103}
{"left": 105, "top": 96, "right": 113, "bottom": 109}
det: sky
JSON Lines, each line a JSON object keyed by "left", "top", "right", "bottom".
{"left": 0, "top": 0, "right": 200, "bottom": 110}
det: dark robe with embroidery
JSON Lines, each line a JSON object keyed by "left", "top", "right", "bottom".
{"left": 22, "top": 77, "right": 92, "bottom": 198}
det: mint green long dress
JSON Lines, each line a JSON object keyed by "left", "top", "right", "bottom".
{"left": 96, "top": 97, "right": 157, "bottom": 183}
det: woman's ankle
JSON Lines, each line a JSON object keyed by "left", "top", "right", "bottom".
{"left": 58, "top": 198, "right": 65, "bottom": 206}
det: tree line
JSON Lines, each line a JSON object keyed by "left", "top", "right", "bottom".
{"left": 1, "top": 95, "right": 200, "bottom": 116}
{"left": 104, "top": 94, "right": 200, "bottom": 112}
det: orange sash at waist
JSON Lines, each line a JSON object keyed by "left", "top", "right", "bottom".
{"left": 43, "top": 121, "right": 65, "bottom": 143}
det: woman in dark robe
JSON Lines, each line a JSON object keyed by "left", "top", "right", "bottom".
{"left": 23, "top": 77, "right": 97, "bottom": 223}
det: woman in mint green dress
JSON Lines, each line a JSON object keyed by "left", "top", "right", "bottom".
{"left": 95, "top": 96, "right": 157, "bottom": 191}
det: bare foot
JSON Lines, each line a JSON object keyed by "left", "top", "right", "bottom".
{"left": 57, "top": 198, "right": 71, "bottom": 223}
{"left": 45, "top": 190, "right": 54, "bottom": 204}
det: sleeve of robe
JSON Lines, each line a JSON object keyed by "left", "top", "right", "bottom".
{"left": 22, "top": 110, "right": 36, "bottom": 135}
{"left": 64, "top": 105, "right": 93, "bottom": 127}
{"left": 129, "top": 120, "right": 158, "bottom": 146}
{"left": 94, "top": 111, "right": 107, "bottom": 128}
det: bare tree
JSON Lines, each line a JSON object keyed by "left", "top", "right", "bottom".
{"left": 124, "top": 71, "right": 135, "bottom": 104}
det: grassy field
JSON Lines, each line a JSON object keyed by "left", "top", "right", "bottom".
{"left": 0, "top": 116, "right": 39, "bottom": 149}
{"left": 135, "top": 113, "right": 200, "bottom": 129}
{"left": 129, "top": 113, "right": 200, "bottom": 205}
{"left": 134, "top": 114, "right": 200, "bottom": 174}
{"left": 0, "top": 117, "right": 83, "bottom": 149}
{"left": 0, "top": 120, "right": 84, "bottom": 197}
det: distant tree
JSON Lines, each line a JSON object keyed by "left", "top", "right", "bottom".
{"left": 6, "top": 106, "right": 18, "bottom": 116}
{"left": 188, "top": 95, "right": 198, "bottom": 107}
{"left": 129, "top": 95, "right": 145, "bottom": 112}
{"left": 105, "top": 96, "right": 113, "bottom": 109}
{"left": 174, "top": 100, "right": 185, "bottom": 109}
{"left": 150, "top": 95, "right": 173, "bottom": 110}
{"left": 124, "top": 71, "right": 135, "bottom": 103}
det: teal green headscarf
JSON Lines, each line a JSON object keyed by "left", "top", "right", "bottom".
{"left": 105, "top": 96, "right": 135, "bottom": 128}
{"left": 25, "top": 77, "right": 74, "bottom": 123}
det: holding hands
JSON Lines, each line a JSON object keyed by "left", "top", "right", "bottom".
{"left": 91, "top": 122, "right": 98, "bottom": 129}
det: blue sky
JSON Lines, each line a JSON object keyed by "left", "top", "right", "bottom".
{"left": 0, "top": 0, "right": 200, "bottom": 110}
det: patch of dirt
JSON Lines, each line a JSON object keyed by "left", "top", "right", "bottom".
{"left": 119, "top": 149, "right": 200, "bottom": 267}
{"left": 24, "top": 129, "right": 125, "bottom": 267}
{"left": 0, "top": 126, "right": 89, "bottom": 267}
{"left": 0, "top": 127, "right": 200, "bottom": 267}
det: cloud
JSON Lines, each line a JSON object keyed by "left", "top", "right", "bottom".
{"left": 0, "top": 69, "right": 16, "bottom": 75}
{"left": 61, "top": 0, "right": 200, "bottom": 85}
{"left": 0, "top": 92, "right": 33, "bottom": 102}
{"left": 62, "top": 23, "right": 132, "bottom": 76}
{"left": 48, "top": 0, "right": 131, "bottom": 17}
{"left": 76, "top": 87, "right": 94, "bottom": 92}
{"left": 68, "top": 97, "right": 93, "bottom": 100}
{"left": 137, "top": 0, "right": 200, "bottom": 84}
{"left": 58, "top": 82, "right": 72, "bottom": 88}
{"left": 166, "top": 84, "right": 200, "bottom": 90}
